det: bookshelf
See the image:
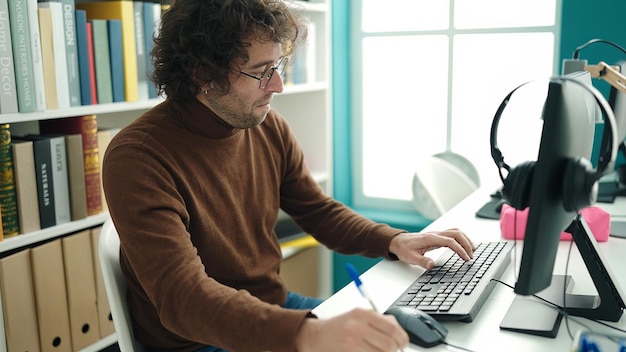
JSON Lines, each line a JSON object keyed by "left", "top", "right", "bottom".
{"left": 0, "top": 0, "right": 331, "bottom": 351}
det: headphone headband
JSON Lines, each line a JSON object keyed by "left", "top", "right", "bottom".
{"left": 490, "top": 76, "right": 618, "bottom": 183}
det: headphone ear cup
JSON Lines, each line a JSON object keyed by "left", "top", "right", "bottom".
{"left": 562, "top": 157, "right": 598, "bottom": 212}
{"left": 502, "top": 161, "right": 535, "bottom": 210}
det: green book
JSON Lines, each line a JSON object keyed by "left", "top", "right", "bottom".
{"left": 0, "top": 124, "right": 20, "bottom": 238}
{"left": 90, "top": 19, "right": 113, "bottom": 104}
{"left": 8, "top": 0, "right": 36, "bottom": 112}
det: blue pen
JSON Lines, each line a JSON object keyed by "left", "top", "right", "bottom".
{"left": 346, "top": 262, "right": 380, "bottom": 312}
{"left": 346, "top": 263, "right": 407, "bottom": 352}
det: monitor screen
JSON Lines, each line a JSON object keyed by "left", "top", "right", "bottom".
{"left": 514, "top": 72, "right": 596, "bottom": 296}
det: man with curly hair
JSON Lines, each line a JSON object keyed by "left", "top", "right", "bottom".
{"left": 102, "top": 0, "right": 475, "bottom": 351}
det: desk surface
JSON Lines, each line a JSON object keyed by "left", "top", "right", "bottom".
{"left": 313, "top": 188, "right": 626, "bottom": 351}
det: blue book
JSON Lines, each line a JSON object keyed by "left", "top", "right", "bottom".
{"left": 107, "top": 19, "right": 125, "bottom": 103}
{"left": 75, "top": 10, "right": 93, "bottom": 105}
{"left": 142, "top": 1, "right": 157, "bottom": 99}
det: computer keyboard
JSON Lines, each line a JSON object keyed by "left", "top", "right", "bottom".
{"left": 385, "top": 241, "right": 515, "bottom": 323}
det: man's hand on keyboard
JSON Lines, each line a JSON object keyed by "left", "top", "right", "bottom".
{"left": 389, "top": 229, "right": 476, "bottom": 269}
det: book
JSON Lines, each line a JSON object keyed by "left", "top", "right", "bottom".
{"left": 8, "top": 0, "right": 37, "bottom": 112}
{"left": 90, "top": 19, "right": 113, "bottom": 104}
{"left": 108, "top": 19, "right": 126, "bottom": 103}
{"left": 60, "top": 0, "right": 81, "bottom": 107}
{"left": 0, "top": 0, "right": 18, "bottom": 114}
{"left": 38, "top": 1, "right": 70, "bottom": 109}
{"left": 19, "top": 135, "right": 57, "bottom": 229}
{"left": 133, "top": 1, "right": 148, "bottom": 100}
{"left": 75, "top": 9, "right": 94, "bottom": 106}
{"left": 65, "top": 133, "right": 87, "bottom": 220}
{"left": 96, "top": 128, "right": 119, "bottom": 212}
{"left": 143, "top": 1, "right": 158, "bottom": 99}
{"left": 86, "top": 21, "right": 98, "bottom": 104}
{"left": 11, "top": 139, "right": 41, "bottom": 234}
{"left": 37, "top": 6, "right": 60, "bottom": 110}
{"left": 76, "top": 1, "right": 138, "bottom": 102}
{"left": 0, "top": 124, "right": 19, "bottom": 238}
{"left": 39, "top": 115, "right": 103, "bottom": 216}
{"left": 26, "top": 0, "right": 46, "bottom": 112}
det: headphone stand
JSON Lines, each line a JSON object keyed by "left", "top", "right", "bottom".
{"left": 500, "top": 214, "right": 625, "bottom": 337}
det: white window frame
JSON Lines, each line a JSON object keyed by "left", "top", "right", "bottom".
{"left": 350, "top": 0, "right": 563, "bottom": 212}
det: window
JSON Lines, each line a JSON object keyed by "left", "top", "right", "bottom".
{"left": 351, "top": 0, "right": 560, "bottom": 211}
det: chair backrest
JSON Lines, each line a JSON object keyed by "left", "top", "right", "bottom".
{"left": 412, "top": 155, "right": 479, "bottom": 220}
{"left": 99, "top": 218, "right": 144, "bottom": 352}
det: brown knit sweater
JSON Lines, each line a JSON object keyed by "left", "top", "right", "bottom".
{"left": 102, "top": 98, "right": 404, "bottom": 352}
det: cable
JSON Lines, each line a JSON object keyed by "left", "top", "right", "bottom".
{"left": 572, "top": 38, "right": 626, "bottom": 59}
{"left": 442, "top": 341, "right": 478, "bottom": 352}
{"left": 491, "top": 278, "right": 626, "bottom": 336}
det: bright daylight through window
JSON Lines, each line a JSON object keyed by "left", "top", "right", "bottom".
{"left": 353, "top": 0, "right": 559, "bottom": 212}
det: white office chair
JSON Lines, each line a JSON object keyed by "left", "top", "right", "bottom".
{"left": 412, "top": 154, "right": 480, "bottom": 220}
{"left": 99, "top": 218, "right": 144, "bottom": 352}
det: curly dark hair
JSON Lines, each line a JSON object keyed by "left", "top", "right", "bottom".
{"left": 150, "top": 0, "right": 307, "bottom": 101}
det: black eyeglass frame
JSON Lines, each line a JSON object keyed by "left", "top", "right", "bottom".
{"left": 239, "top": 57, "right": 289, "bottom": 89}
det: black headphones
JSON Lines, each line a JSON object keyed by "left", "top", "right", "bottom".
{"left": 490, "top": 76, "right": 618, "bottom": 212}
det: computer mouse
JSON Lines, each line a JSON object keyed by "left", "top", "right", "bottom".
{"left": 384, "top": 306, "right": 448, "bottom": 348}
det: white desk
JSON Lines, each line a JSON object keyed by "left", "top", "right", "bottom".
{"left": 313, "top": 188, "right": 626, "bottom": 351}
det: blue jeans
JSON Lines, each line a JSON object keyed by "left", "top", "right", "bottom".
{"left": 196, "top": 292, "right": 324, "bottom": 352}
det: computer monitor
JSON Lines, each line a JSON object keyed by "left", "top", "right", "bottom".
{"left": 513, "top": 72, "right": 625, "bottom": 323}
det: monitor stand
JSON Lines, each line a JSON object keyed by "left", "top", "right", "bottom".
{"left": 500, "top": 214, "right": 625, "bottom": 337}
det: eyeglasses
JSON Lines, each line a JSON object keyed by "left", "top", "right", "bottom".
{"left": 239, "top": 57, "right": 289, "bottom": 89}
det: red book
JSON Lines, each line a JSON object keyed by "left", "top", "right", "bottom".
{"left": 86, "top": 22, "right": 98, "bottom": 105}
{"left": 39, "top": 115, "right": 103, "bottom": 216}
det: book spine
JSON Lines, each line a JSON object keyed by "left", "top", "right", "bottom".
{"left": 49, "top": 136, "right": 71, "bottom": 225}
{"left": 143, "top": 1, "right": 158, "bottom": 99}
{"left": 37, "top": 7, "right": 59, "bottom": 110}
{"left": 133, "top": 1, "right": 148, "bottom": 100}
{"left": 86, "top": 21, "right": 97, "bottom": 104}
{"left": 0, "top": 1, "right": 18, "bottom": 114}
{"left": 60, "top": 0, "right": 81, "bottom": 107}
{"left": 65, "top": 134, "right": 87, "bottom": 220}
{"left": 46, "top": 2, "right": 71, "bottom": 109}
{"left": 90, "top": 19, "right": 112, "bottom": 104}
{"left": 26, "top": 0, "right": 45, "bottom": 111}
{"left": 11, "top": 140, "right": 41, "bottom": 233}
{"left": 0, "top": 124, "right": 19, "bottom": 238}
{"left": 8, "top": 0, "right": 36, "bottom": 112}
{"left": 107, "top": 19, "right": 125, "bottom": 103}
{"left": 31, "top": 137, "right": 56, "bottom": 228}
{"left": 81, "top": 115, "right": 102, "bottom": 215}
{"left": 75, "top": 9, "right": 92, "bottom": 106}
